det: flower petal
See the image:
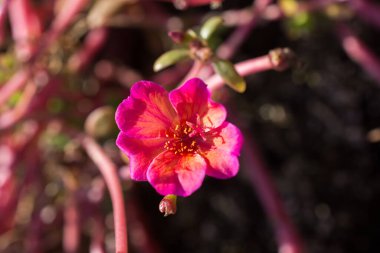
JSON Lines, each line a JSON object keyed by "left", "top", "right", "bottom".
{"left": 169, "top": 78, "right": 226, "bottom": 128}
{"left": 204, "top": 150, "right": 239, "bottom": 179}
{"left": 116, "top": 132, "right": 166, "bottom": 181}
{"left": 202, "top": 100, "right": 226, "bottom": 129}
{"left": 115, "top": 81, "right": 177, "bottom": 138}
{"left": 147, "top": 151, "right": 206, "bottom": 197}
{"left": 202, "top": 122, "right": 243, "bottom": 178}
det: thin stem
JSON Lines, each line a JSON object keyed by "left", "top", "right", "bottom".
{"left": 81, "top": 136, "right": 128, "bottom": 253}
{"left": 242, "top": 133, "right": 303, "bottom": 253}
{"left": 68, "top": 28, "right": 109, "bottom": 72}
{"left": 350, "top": 0, "right": 380, "bottom": 29}
{"left": 337, "top": 23, "right": 380, "bottom": 87}
{"left": 217, "top": 0, "right": 272, "bottom": 59}
{"left": 179, "top": 60, "right": 204, "bottom": 85}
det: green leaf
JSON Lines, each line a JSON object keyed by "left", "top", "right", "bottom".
{"left": 212, "top": 59, "right": 246, "bottom": 93}
{"left": 200, "top": 16, "right": 223, "bottom": 41}
{"left": 153, "top": 49, "right": 190, "bottom": 72}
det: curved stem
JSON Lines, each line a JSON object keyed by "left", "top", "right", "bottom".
{"left": 81, "top": 136, "right": 128, "bottom": 253}
{"left": 217, "top": 0, "right": 272, "bottom": 60}
{"left": 242, "top": 133, "right": 303, "bottom": 253}
{"left": 337, "top": 23, "right": 380, "bottom": 87}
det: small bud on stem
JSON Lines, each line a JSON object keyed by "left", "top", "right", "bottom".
{"left": 268, "top": 47, "right": 296, "bottom": 71}
{"left": 159, "top": 195, "right": 177, "bottom": 217}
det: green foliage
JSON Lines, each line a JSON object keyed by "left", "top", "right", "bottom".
{"left": 153, "top": 49, "right": 190, "bottom": 72}
{"left": 212, "top": 59, "right": 246, "bottom": 93}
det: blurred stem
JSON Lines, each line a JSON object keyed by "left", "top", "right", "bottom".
{"left": 81, "top": 136, "right": 128, "bottom": 253}
{"left": 242, "top": 133, "right": 303, "bottom": 253}
{"left": 0, "top": 0, "right": 10, "bottom": 44}
{"left": 179, "top": 61, "right": 204, "bottom": 85}
{"left": 350, "top": 0, "right": 380, "bottom": 29}
{"left": 217, "top": 0, "right": 272, "bottom": 59}
{"left": 337, "top": 23, "right": 380, "bottom": 87}
{"left": 63, "top": 193, "right": 80, "bottom": 253}
{"left": 68, "top": 27, "right": 109, "bottom": 72}
{"left": 1, "top": 0, "right": 90, "bottom": 109}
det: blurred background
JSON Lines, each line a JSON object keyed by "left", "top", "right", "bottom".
{"left": 1, "top": 0, "right": 380, "bottom": 252}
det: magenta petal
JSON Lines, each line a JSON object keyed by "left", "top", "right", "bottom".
{"left": 209, "top": 122, "right": 243, "bottom": 155}
{"left": 202, "top": 101, "right": 226, "bottom": 128}
{"left": 204, "top": 150, "right": 239, "bottom": 179}
{"left": 169, "top": 78, "right": 226, "bottom": 128}
{"left": 115, "top": 81, "right": 177, "bottom": 138}
{"left": 147, "top": 151, "right": 206, "bottom": 197}
{"left": 169, "top": 78, "right": 209, "bottom": 122}
{"left": 116, "top": 132, "right": 166, "bottom": 181}
{"left": 203, "top": 122, "right": 243, "bottom": 178}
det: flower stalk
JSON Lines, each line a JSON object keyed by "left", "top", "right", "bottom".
{"left": 338, "top": 23, "right": 380, "bottom": 87}
{"left": 81, "top": 136, "right": 128, "bottom": 253}
{"left": 242, "top": 133, "right": 303, "bottom": 253}
{"left": 207, "top": 48, "right": 295, "bottom": 92}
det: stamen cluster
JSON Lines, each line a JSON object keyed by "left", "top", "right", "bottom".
{"left": 164, "top": 123, "right": 199, "bottom": 155}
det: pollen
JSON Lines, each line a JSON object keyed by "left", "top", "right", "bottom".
{"left": 164, "top": 123, "right": 201, "bottom": 155}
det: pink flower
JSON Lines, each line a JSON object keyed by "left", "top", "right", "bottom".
{"left": 115, "top": 78, "right": 243, "bottom": 197}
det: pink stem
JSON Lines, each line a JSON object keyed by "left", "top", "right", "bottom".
{"left": 217, "top": 0, "right": 272, "bottom": 59}
{"left": 206, "top": 55, "right": 273, "bottom": 91}
{"left": 337, "top": 23, "right": 380, "bottom": 87}
{"left": 90, "top": 212, "right": 106, "bottom": 253}
{"left": 68, "top": 28, "right": 109, "bottom": 72}
{"left": 63, "top": 194, "right": 80, "bottom": 253}
{"left": 8, "top": 0, "right": 42, "bottom": 61}
{"left": 30, "top": 0, "right": 89, "bottom": 62}
{"left": 350, "top": 0, "right": 380, "bottom": 29}
{"left": 81, "top": 136, "right": 128, "bottom": 253}
{"left": 179, "top": 61, "right": 204, "bottom": 84}
{"left": 47, "top": 0, "right": 89, "bottom": 43}
{"left": 242, "top": 133, "right": 303, "bottom": 253}
{"left": 1, "top": 0, "right": 88, "bottom": 107}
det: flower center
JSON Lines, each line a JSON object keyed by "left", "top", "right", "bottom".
{"left": 164, "top": 123, "right": 201, "bottom": 155}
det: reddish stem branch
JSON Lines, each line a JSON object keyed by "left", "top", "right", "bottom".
{"left": 81, "top": 136, "right": 128, "bottom": 253}
{"left": 68, "top": 27, "right": 109, "bottom": 72}
{"left": 337, "top": 23, "right": 380, "bottom": 87}
{"left": 1, "top": 0, "right": 89, "bottom": 108}
{"left": 217, "top": 0, "right": 272, "bottom": 59}
{"left": 242, "top": 133, "right": 303, "bottom": 253}
{"left": 350, "top": 0, "right": 380, "bottom": 29}
{"left": 63, "top": 193, "right": 80, "bottom": 253}
{"left": 45, "top": 0, "right": 89, "bottom": 44}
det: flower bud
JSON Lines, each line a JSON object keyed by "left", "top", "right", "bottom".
{"left": 159, "top": 195, "right": 177, "bottom": 217}
{"left": 168, "top": 31, "right": 185, "bottom": 44}
{"left": 268, "top": 47, "right": 296, "bottom": 71}
{"left": 85, "top": 106, "right": 116, "bottom": 139}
